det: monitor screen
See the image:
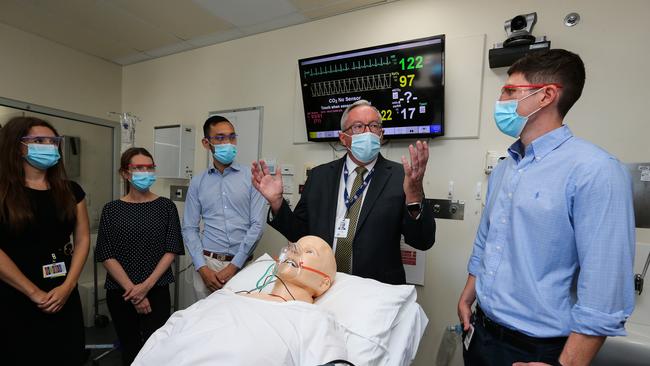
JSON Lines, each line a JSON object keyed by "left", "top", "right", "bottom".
{"left": 298, "top": 35, "right": 445, "bottom": 142}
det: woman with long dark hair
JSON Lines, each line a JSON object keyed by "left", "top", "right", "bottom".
{"left": 0, "top": 116, "right": 90, "bottom": 364}
{"left": 95, "top": 147, "right": 184, "bottom": 365}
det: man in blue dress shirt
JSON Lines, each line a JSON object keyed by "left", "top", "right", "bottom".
{"left": 183, "top": 115, "right": 266, "bottom": 299}
{"left": 458, "top": 49, "right": 635, "bottom": 366}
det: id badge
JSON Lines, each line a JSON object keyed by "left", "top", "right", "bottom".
{"left": 334, "top": 218, "right": 350, "bottom": 238}
{"left": 463, "top": 324, "right": 475, "bottom": 351}
{"left": 42, "top": 262, "right": 67, "bottom": 278}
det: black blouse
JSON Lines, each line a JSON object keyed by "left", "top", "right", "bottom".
{"left": 0, "top": 180, "right": 85, "bottom": 293}
{"left": 95, "top": 197, "right": 184, "bottom": 290}
{"left": 0, "top": 181, "right": 88, "bottom": 365}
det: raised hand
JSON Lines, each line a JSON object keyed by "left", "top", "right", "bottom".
{"left": 401, "top": 140, "right": 429, "bottom": 203}
{"left": 251, "top": 160, "right": 284, "bottom": 213}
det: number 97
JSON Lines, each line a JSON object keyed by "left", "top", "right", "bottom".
{"left": 399, "top": 74, "right": 415, "bottom": 87}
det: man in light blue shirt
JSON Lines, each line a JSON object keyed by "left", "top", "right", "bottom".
{"left": 183, "top": 115, "right": 266, "bottom": 299}
{"left": 458, "top": 50, "right": 635, "bottom": 366}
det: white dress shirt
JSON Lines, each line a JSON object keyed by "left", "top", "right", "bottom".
{"left": 332, "top": 155, "right": 377, "bottom": 252}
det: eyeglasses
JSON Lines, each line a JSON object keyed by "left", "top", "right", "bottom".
{"left": 128, "top": 164, "right": 156, "bottom": 172}
{"left": 500, "top": 83, "right": 563, "bottom": 98}
{"left": 206, "top": 133, "right": 238, "bottom": 144}
{"left": 21, "top": 135, "right": 63, "bottom": 146}
{"left": 343, "top": 121, "right": 382, "bottom": 135}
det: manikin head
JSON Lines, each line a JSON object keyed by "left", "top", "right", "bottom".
{"left": 276, "top": 235, "right": 337, "bottom": 299}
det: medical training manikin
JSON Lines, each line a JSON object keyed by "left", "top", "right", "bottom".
{"left": 132, "top": 236, "right": 348, "bottom": 366}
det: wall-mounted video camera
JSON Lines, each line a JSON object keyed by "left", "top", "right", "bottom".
{"left": 504, "top": 13, "right": 537, "bottom": 47}
{"left": 489, "top": 12, "right": 550, "bottom": 68}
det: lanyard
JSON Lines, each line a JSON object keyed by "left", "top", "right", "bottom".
{"left": 343, "top": 164, "right": 374, "bottom": 210}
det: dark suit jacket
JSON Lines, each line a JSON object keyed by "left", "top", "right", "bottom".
{"left": 269, "top": 154, "right": 435, "bottom": 284}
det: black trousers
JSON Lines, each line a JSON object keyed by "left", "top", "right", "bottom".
{"left": 463, "top": 309, "right": 567, "bottom": 366}
{"left": 106, "top": 284, "right": 171, "bottom": 365}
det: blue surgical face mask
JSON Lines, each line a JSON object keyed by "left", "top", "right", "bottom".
{"left": 23, "top": 143, "right": 60, "bottom": 170}
{"left": 131, "top": 172, "right": 156, "bottom": 192}
{"left": 348, "top": 132, "right": 381, "bottom": 163}
{"left": 213, "top": 143, "right": 237, "bottom": 165}
{"left": 494, "top": 88, "right": 544, "bottom": 138}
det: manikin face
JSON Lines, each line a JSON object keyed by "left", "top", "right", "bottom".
{"left": 276, "top": 236, "right": 336, "bottom": 297}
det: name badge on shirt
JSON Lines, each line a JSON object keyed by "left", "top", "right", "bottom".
{"left": 335, "top": 218, "right": 350, "bottom": 238}
{"left": 43, "top": 262, "right": 67, "bottom": 278}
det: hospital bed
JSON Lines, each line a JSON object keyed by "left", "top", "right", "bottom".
{"left": 226, "top": 254, "right": 428, "bottom": 365}
{"left": 136, "top": 254, "right": 428, "bottom": 365}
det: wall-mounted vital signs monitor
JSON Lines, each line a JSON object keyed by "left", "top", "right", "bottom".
{"left": 298, "top": 35, "right": 445, "bottom": 142}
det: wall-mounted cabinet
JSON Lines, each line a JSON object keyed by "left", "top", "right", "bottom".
{"left": 154, "top": 125, "right": 195, "bottom": 179}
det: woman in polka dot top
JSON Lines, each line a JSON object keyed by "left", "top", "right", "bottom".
{"left": 95, "top": 147, "right": 184, "bottom": 365}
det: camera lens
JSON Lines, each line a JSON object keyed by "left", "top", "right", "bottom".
{"left": 511, "top": 15, "right": 527, "bottom": 31}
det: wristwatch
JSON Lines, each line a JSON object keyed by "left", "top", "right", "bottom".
{"left": 406, "top": 201, "right": 423, "bottom": 218}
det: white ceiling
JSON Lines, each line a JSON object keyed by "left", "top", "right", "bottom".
{"left": 0, "top": 0, "right": 397, "bottom": 65}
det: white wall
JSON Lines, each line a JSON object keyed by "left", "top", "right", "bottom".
{"left": 122, "top": 0, "right": 650, "bottom": 364}
{"left": 0, "top": 22, "right": 121, "bottom": 119}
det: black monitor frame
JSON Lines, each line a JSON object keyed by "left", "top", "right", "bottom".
{"left": 298, "top": 35, "right": 445, "bottom": 142}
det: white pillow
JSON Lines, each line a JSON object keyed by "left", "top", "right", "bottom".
{"left": 315, "top": 272, "right": 416, "bottom": 365}
{"left": 316, "top": 272, "right": 415, "bottom": 340}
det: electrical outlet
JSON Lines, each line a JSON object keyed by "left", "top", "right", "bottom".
{"left": 170, "top": 185, "right": 188, "bottom": 202}
{"left": 281, "top": 164, "right": 295, "bottom": 175}
{"left": 485, "top": 151, "right": 505, "bottom": 175}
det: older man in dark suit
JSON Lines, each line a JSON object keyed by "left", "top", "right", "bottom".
{"left": 252, "top": 100, "right": 435, "bottom": 284}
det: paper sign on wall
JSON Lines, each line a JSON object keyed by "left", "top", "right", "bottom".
{"left": 401, "top": 237, "right": 426, "bottom": 286}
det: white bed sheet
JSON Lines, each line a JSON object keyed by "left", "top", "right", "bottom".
{"left": 133, "top": 290, "right": 347, "bottom": 366}
{"left": 385, "top": 301, "right": 429, "bottom": 366}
